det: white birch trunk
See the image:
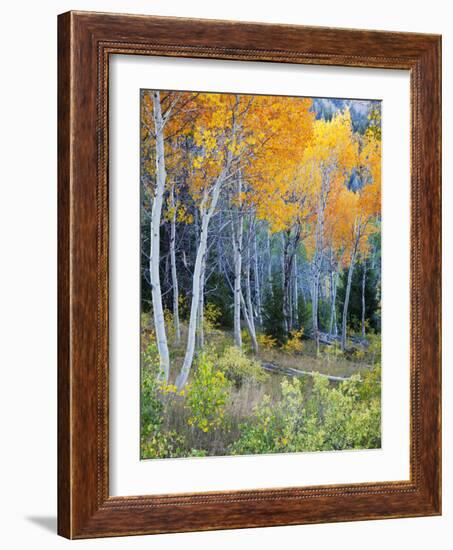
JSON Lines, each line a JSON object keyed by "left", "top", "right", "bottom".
{"left": 253, "top": 225, "right": 262, "bottom": 325}
{"left": 311, "top": 172, "right": 329, "bottom": 353}
{"left": 288, "top": 239, "right": 294, "bottom": 330}
{"left": 333, "top": 270, "right": 340, "bottom": 336}
{"left": 311, "top": 272, "right": 320, "bottom": 352}
{"left": 341, "top": 228, "right": 360, "bottom": 350}
{"left": 232, "top": 177, "right": 243, "bottom": 348}
{"left": 329, "top": 270, "right": 337, "bottom": 337}
{"left": 341, "top": 251, "right": 356, "bottom": 351}
{"left": 293, "top": 253, "right": 299, "bottom": 326}
{"left": 280, "top": 235, "right": 285, "bottom": 305}
{"left": 169, "top": 186, "right": 181, "bottom": 345}
{"left": 197, "top": 254, "right": 206, "bottom": 349}
{"left": 150, "top": 91, "right": 170, "bottom": 381}
{"left": 233, "top": 237, "right": 243, "bottom": 347}
{"left": 240, "top": 290, "right": 258, "bottom": 354}
{"left": 266, "top": 228, "right": 274, "bottom": 298}
{"left": 176, "top": 171, "right": 227, "bottom": 390}
{"left": 282, "top": 232, "right": 290, "bottom": 335}
{"left": 361, "top": 259, "right": 367, "bottom": 337}
{"left": 245, "top": 227, "right": 257, "bottom": 347}
{"left": 176, "top": 96, "right": 238, "bottom": 389}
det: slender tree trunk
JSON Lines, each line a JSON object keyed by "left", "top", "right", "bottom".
{"left": 240, "top": 290, "right": 258, "bottom": 354}
{"left": 321, "top": 274, "right": 326, "bottom": 301}
{"left": 329, "top": 270, "right": 337, "bottom": 337}
{"left": 334, "top": 271, "right": 340, "bottom": 336}
{"left": 282, "top": 232, "right": 291, "bottom": 336}
{"left": 311, "top": 272, "right": 320, "bottom": 352}
{"left": 244, "top": 224, "right": 257, "bottom": 347}
{"left": 169, "top": 185, "right": 181, "bottom": 345}
{"left": 197, "top": 254, "right": 206, "bottom": 348}
{"left": 311, "top": 266, "right": 320, "bottom": 352}
{"left": 282, "top": 229, "right": 301, "bottom": 336}
{"left": 311, "top": 243, "right": 321, "bottom": 353}
{"left": 253, "top": 225, "right": 262, "bottom": 325}
{"left": 176, "top": 95, "right": 238, "bottom": 388}
{"left": 328, "top": 249, "right": 339, "bottom": 338}
{"left": 341, "top": 247, "right": 357, "bottom": 351}
{"left": 176, "top": 164, "right": 231, "bottom": 389}
{"left": 194, "top": 208, "right": 200, "bottom": 249}
{"left": 293, "top": 252, "right": 299, "bottom": 327}
{"left": 233, "top": 238, "right": 243, "bottom": 347}
{"left": 266, "top": 228, "right": 274, "bottom": 298}
{"left": 288, "top": 256, "right": 294, "bottom": 330}
{"left": 361, "top": 259, "right": 367, "bottom": 337}
{"left": 232, "top": 178, "right": 243, "bottom": 348}
{"left": 300, "top": 275, "right": 307, "bottom": 305}
{"left": 176, "top": 199, "right": 211, "bottom": 389}
{"left": 281, "top": 235, "right": 286, "bottom": 295}
{"left": 150, "top": 91, "right": 170, "bottom": 381}
{"left": 312, "top": 175, "right": 329, "bottom": 354}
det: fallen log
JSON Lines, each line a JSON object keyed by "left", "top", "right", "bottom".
{"left": 312, "top": 331, "right": 370, "bottom": 350}
{"left": 349, "top": 335, "right": 370, "bottom": 348}
{"left": 261, "top": 361, "right": 355, "bottom": 382}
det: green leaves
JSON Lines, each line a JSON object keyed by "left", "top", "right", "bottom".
{"left": 231, "top": 369, "right": 381, "bottom": 455}
{"left": 217, "top": 346, "right": 269, "bottom": 388}
{"left": 185, "top": 352, "right": 231, "bottom": 433}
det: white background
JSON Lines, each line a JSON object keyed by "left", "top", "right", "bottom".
{"left": 0, "top": 0, "right": 450, "bottom": 548}
{"left": 110, "top": 56, "right": 410, "bottom": 495}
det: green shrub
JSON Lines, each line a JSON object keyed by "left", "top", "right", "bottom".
{"left": 140, "top": 369, "right": 163, "bottom": 444}
{"left": 282, "top": 328, "right": 304, "bottom": 354}
{"left": 185, "top": 352, "right": 231, "bottom": 432}
{"left": 142, "top": 341, "right": 159, "bottom": 372}
{"left": 366, "top": 332, "right": 381, "bottom": 365}
{"left": 217, "top": 346, "right": 268, "bottom": 387}
{"left": 204, "top": 302, "right": 222, "bottom": 331}
{"left": 141, "top": 429, "right": 186, "bottom": 459}
{"left": 357, "top": 363, "right": 381, "bottom": 400}
{"left": 231, "top": 378, "right": 324, "bottom": 454}
{"left": 231, "top": 369, "right": 381, "bottom": 455}
{"left": 140, "top": 348, "right": 187, "bottom": 459}
{"left": 140, "top": 311, "right": 152, "bottom": 331}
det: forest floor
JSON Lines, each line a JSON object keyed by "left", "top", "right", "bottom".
{"left": 164, "top": 324, "right": 372, "bottom": 383}
{"left": 142, "top": 316, "right": 380, "bottom": 458}
{"left": 140, "top": 321, "right": 381, "bottom": 458}
{"left": 257, "top": 342, "right": 371, "bottom": 379}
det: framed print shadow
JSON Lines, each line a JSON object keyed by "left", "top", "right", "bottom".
{"left": 58, "top": 11, "right": 441, "bottom": 539}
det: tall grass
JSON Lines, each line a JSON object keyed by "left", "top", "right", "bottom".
{"left": 140, "top": 320, "right": 381, "bottom": 459}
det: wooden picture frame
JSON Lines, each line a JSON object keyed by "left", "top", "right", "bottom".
{"left": 58, "top": 10, "right": 441, "bottom": 539}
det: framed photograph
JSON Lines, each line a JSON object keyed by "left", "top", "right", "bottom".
{"left": 58, "top": 11, "right": 441, "bottom": 539}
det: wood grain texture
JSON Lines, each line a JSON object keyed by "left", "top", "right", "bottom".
{"left": 57, "top": 11, "right": 72, "bottom": 538}
{"left": 57, "top": 10, "right": 442, "bottom": 539}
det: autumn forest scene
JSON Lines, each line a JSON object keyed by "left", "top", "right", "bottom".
{"left": 140, "top": 89, "right": 382, "bottom": 459}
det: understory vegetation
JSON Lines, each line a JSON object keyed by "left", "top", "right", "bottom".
{"left": 140, "top": 307, "right": 381, "bottom": 459}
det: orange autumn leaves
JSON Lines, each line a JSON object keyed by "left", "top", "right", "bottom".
{"left": 141, "top": 90, "right": 381, "bottom": 260}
